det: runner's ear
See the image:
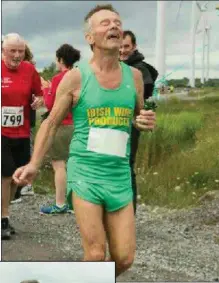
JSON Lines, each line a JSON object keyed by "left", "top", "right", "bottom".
{"left": 85, "top": 33, "right": 95, "bottom": 46}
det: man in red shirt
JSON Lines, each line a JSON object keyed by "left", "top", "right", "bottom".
{"left": 1, "top": 33, "right": 43, "bottom": 240}
{"left": 40, "top": 44, "right": 80, "bottom": 214}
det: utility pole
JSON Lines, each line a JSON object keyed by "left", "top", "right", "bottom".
{"left": 205, "top": 26, "right": 210, "bottom": 81}
{"left": 201, "top": 28, "right": 206, "bottom": 84}
{"left": 155, "top": 1, "right": 166, "bottom": 86}
{"left": 190, "top": 1, "right": 197, "bottom": 88}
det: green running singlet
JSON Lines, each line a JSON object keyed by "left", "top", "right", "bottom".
{"left": 67, "top": 61, "right": 137, "bottom": 212}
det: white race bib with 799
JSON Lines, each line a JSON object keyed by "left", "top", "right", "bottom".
{"left": 2, "top": 106, "right": 24, "bottom": 127}
{"left": 87, "top": 127, "right": 129, "bottom": 157}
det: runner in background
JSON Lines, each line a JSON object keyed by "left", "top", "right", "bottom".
{"left": 12, "top": 44, "right": 38, "bottom": 203}
{"left": 40, "top": 43, "right": 80, "bottom": 214}
{"left": 1, "top": 33, "right": 43, "bottom": 240}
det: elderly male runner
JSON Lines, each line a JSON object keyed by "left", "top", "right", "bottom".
{"left": 13, "top": 4, "right": 156, "bottom": 276}
{"left": 2, "top": 33, "right": 43, "bottom": 239}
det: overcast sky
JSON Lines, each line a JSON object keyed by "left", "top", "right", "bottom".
{"left": 0, "top": 262, "right": 115, "bottom": 283}
{"left": 2, "top": 1, "right": 219, "bottom": 79}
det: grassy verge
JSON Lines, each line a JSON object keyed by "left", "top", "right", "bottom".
{"left": 136, "top": 95, "right": 219, "bottom": 208}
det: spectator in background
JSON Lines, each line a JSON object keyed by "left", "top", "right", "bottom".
{"left": 40, "top": 43, "right": 80, "bottom": 214}
{"left": 120, "top": 30, "right": 158, "bottom": 214}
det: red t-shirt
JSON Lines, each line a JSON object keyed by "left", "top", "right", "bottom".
{"left": 43, "top": 70, "right": 73, "bottom": 125}
{"left": 1, "top": 60, "right": 43, "bottom": 138}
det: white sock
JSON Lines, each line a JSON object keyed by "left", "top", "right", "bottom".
{"left": 56, "top": 203, "right": 65, "bottom": 208}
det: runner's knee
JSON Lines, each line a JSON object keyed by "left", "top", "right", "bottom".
{"left": 114, "top": 253, "right": 135, "bottom": 271}
{"left": 84, "top": 244, "right": 106, "bottom": 261}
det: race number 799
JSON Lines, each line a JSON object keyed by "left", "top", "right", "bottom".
{"left": 1, "top": 106, "right": 24, "bottom": 127}
{"left": 3, "top": 114, "right": 22, "bottom": 126}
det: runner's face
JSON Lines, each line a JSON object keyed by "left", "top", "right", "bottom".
{"left": 119, "top": 35, "right": 136, "bottom": 61}
{"left": 88, "top": 10, "right": 123, "bottom": 51}
{"left": 3, "top": 42, "right": 25, "bottom": 69}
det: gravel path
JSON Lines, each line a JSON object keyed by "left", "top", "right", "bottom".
{"left": 2, "top": 194, "right": 219, "bottom": 282}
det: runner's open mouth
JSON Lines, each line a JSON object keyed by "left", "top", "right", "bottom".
{"left": 107, "top": 34, "right": 120, "bottom": 40}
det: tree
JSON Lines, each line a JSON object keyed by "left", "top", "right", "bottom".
{"left": 39, "top": 62, "right": 58, "bottom": 81}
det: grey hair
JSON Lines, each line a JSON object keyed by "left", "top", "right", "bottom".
{"left": 2, "top": 33, "right": 26, "bottom": 48}
{"left": 83, "top": 18, "right": 92, "bottom": 34}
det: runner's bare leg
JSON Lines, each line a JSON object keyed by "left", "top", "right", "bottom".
{"left": 105, "top": 203, "right": 136, "bottom": 277}
{"left": 72, "top": 193, "right": 107, "bottom": 261}
{"left": 2, "top": 177, "right": 12, "bottom": 217}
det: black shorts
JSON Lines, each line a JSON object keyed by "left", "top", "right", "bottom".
{"left": 1, "top": 136, "right": 30, "bottom": 177}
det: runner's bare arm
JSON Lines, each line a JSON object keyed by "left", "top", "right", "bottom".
{"left": 30, "top": 68, "right": 81, "bottom": 168}
{"left": 131, "top": 67, "right": 144, "bottom": 119}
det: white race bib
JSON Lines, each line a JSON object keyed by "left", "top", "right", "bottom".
{"left": 2, "top": 106, "right": 24, "bottom": 127}
{"left": 87, "top": 127, "right": 129, "bottom": 157}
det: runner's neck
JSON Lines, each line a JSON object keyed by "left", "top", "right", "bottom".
{"left": 60, "top": 66, "right": 70, "bottom": 72}
{"left": 90, "top": 49, "right": 120, "bottom": 73}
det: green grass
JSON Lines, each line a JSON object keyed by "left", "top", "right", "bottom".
{"left": 138, "top": 111, "right": 204, "bottom": 168}
{"left": 31, "top": 115, "right": 54, "bottom": 194}
{"left": 34, "top": 93, "right": 219, "bottom": 209}
{"left": 34, "top": 159, "right": 54, "bottom": 195}
{"left": 136, "top": 95, "right": 219, "bottom": 208}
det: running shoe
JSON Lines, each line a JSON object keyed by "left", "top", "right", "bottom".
{"left": 40, "top": 204, "right": 72, "bottom": 215}
{"left": 21, "top": 184, "right": 35, "bottom": 196}
{"left": 1, "top": 218, "right": 11, "bottom": 240}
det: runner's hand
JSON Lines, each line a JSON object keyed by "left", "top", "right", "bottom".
{"left": 41, "top": 79, "right": 51, "bottom": 89}
{"left": 31, "top": 96, "right": 44, "bottom": 110}
{"left": 47, "top": 80, "right": 51, "bottom": 88}
{"left": 13, "top": 163, "right": 38, "bottom": 186}
{"left": 135, "top": 109, "right": 156, "bottom": 131}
